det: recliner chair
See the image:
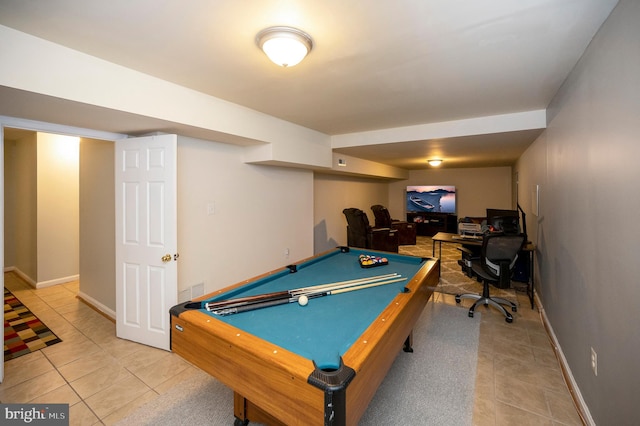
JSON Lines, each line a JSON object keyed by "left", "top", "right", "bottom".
{"left": 342, "top": 208, "right": 399, "bottom": 252}
{"left": 370, "top": 205, "right": 417, "bottom": 245}
{"left": 455, "top": 232, "right": 526, "bottom": 323}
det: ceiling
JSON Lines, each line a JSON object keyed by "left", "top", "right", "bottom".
{"left": 0, "top": 0, "right": 618, "bottom": 169}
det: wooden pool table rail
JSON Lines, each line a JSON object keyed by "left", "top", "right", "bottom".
{"left": 170, "top": 253, "right": 439, "bottom": 425}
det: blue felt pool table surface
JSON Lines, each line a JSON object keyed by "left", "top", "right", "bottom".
{"left": 198, "top": 247, "right": 430, "bottom": 369}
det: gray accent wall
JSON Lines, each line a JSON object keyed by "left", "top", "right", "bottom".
{"left": 516, "top": 0, "right": 639, "bottom": 423}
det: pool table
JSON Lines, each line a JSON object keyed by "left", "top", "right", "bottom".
{"left": 170, "top": 247, "right": 439, "bottom": 426}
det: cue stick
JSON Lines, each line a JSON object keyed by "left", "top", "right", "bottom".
{"left": 326, "top": 277, "right": 407, "bottom": 295}
{"left": 288, "top": 273, "right": 401, "bottom": 298}
{"left": 200, "top": 273, "right": 401, "bottom": 311}
{"left": 204, "top": 275, "right": 397, "bottom": 311}
{"left": 210, "top": 276, "right": 407, "bottom": 316}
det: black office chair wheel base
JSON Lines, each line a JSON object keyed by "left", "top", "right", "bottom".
{"left": 455, "top": 295, "right": 461, "bottom": 303}
{"left": 468, "top": 311, "right": 474, "bottom": 318}
{"left": 511, "top": 306, "right": 517, "bottom": 312}
{"left": 505, "top": 315, "right": 513, "bottom": 323}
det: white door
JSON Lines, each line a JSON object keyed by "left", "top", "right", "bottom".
{"left": 115, "top": 134, "right": 177, "bottom": 350}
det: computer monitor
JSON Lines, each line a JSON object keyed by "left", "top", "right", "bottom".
{"left": 486, "top": 208, "right": 520, "bottom": 234}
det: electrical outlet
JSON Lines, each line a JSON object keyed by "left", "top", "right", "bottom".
{"left": 591, "top": 347, "right": 598, "bottom": 376}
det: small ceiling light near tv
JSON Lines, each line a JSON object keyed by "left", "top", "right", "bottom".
{"left": 428, "top": 159, "right": 443, "bottom": 167}
{"left": 256, "top": 26, "right": 313, "bottom": 67}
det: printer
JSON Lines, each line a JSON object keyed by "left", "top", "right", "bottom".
{"left": 458, "top": 222, "right": 483, "bottom": 237}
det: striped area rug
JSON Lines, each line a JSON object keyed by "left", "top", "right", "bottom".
{"left": 4, "top": 287, "right": 62, "bottom": 362}
{"left": 400, "top": 236, "right": 521, "bottom": 303}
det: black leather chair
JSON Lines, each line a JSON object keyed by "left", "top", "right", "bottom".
{"left": 342, "top": 208, "right": 399, "bottom": 253}
{"left": 455, "top": 232, "right": 526, "bottom": 323}
{"left": 370, "top": 205, "right": 417, "bottom": 245}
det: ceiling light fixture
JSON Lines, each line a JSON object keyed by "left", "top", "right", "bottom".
{"left": 428, "top": 159, "right": 443, "bottom": 167}
{"left": 256, "top": 26, "right": 313, "bottom": 67}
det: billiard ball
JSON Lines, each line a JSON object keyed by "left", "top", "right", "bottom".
{"left": 298, "top": 295, "right": 309, "bottom": 306}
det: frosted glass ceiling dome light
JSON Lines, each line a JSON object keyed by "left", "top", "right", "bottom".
{"left": 428, "top": 159, "right": 443, "bottom": 167}
{"left": 257, "top": 26, "right": 313, "bottom": 67}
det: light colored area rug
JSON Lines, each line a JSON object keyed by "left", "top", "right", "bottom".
{"left": 117, "top": 302, "right": 479, "bottom": 425}
{"left": 400, "top": 236, "right": 523, "bottom": 304}
{"left": 359, "top": 302, "right": 479, "bottom": 425}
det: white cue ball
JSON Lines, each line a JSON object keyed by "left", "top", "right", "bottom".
{"left": 298, "top": 295, "right": 309, "bottom": 306}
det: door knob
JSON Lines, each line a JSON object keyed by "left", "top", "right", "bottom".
{"left": 161, "top": 254, "right": 172, "bottom": 263}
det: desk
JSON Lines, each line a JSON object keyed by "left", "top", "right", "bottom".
{"left": 170, "top": 247, "right": 439, "bottom": 426}
{"left": 431, "top": 232, "right": 535, "bottom": 309}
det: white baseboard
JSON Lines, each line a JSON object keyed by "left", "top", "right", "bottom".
{"left": 3, "top": 266, "right": 37, "bottom": 287}
{"left": 3, "top": 267, "right": 79, "bottom": 289}
{"left": 77, "top": 290, "right": 116, "bottom": 321}
{"left": 4, "top": 267, "right": 114, "bottom": 321}
{"left": 535, "top": 292, "right": 594, "bottom": 426}
{"left": 36, "top": 274, "right": 80, "bottom": 289}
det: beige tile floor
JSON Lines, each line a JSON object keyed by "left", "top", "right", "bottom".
{"left": 1, "top": 271, "right": 583, "bottom": 425}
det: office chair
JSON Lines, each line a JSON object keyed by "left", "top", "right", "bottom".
{"left": 455, "top": 232, "right": 526, "bottom": 323}
{"left": 370, "top": 205, "right": 417, "bottom": 245}
{"left": 342, "top": 208, "right": 399, "bottom": 252}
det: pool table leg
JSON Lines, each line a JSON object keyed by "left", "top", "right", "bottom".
{"left": 233, "top": 392, "right": 285, "bottom": 426}
{"left": 402, "top": 331, "right": 414, "bottom": 353}
{"left": 233, "top": 417, "right": 248, "bottom": 426}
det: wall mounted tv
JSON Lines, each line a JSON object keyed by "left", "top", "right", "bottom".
{"left": 406, "top": 185, "right": 456, "bottom": 214}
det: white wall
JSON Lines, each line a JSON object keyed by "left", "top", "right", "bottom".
{"left": 388, "top": 167, "right": 513, "bottom": 220}
{"left": 313, "top": 167, "right": 513, "bottom": 254}
{"left": 177, "top": 136, "right": 314, "bottom": 296}
{"left": 79, "top": 138, "right": 115, "bottom": 310}
{"left": 514, "top": 133, "right": 546, "bottom": 247}
{"left": 516, "top": 0, "right": 639, "bottom": 423}
{"left": 36, "top": 133, "right": 79, "bottom": 284}
{"left": 0, "top": 24, "right": 332, "bottom": 169}
{"left": 4, "top": 132, "right": 79, "bottom": 285}
{"left": 3, "top": 139, "right": 18, "bottom": 269}
{"left": 4, "top": 133, "right": 37, "bottom": 281}
{"left": 6, "top": 129, "right": 314, "bottom": 312}
{"left": 313, "top": 174, "right": 390, "bottom": 253}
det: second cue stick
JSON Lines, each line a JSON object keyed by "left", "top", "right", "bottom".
{"left": 210, "top": 276, "right": 407, "bottom": 316}
{"left": 203, "top": 273, "right": 401, "bottom": 311}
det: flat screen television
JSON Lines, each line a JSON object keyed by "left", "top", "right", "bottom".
{"left": 406, "top": 185, "right": 456, "bottom": 214}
